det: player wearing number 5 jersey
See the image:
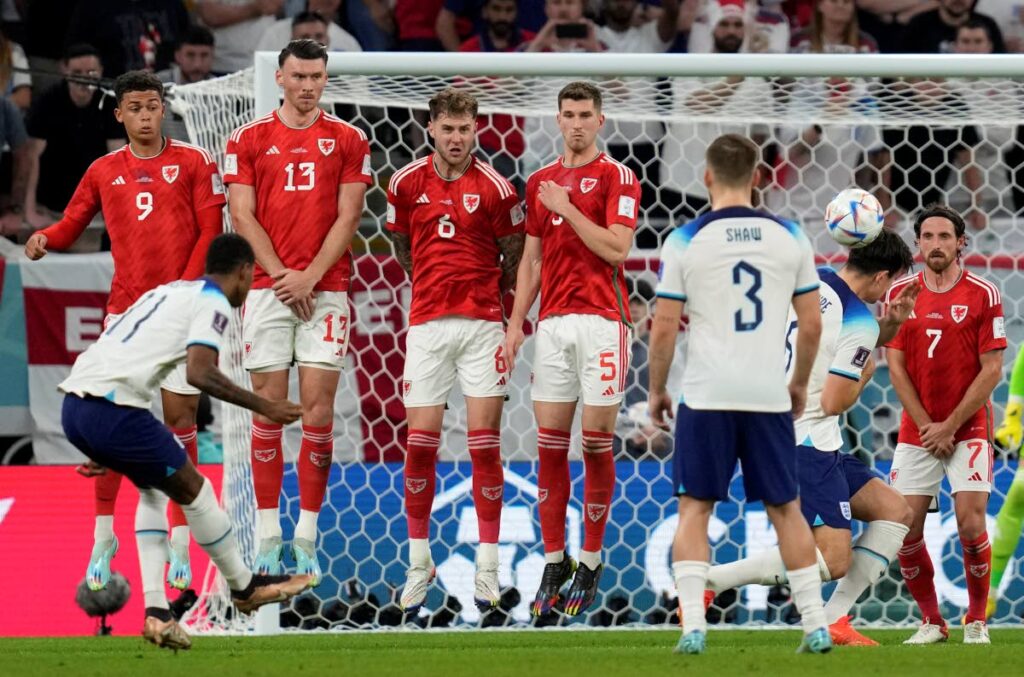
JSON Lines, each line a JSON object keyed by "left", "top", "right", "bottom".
{"left": 505, "top": 82, "right": 640, "bottom": 619}
{"left": 385, "top": 89, "right": 525, "bottom": 614}
{"left": 223, "top": 40, "right": 372, "bottom": 585}
{"left": 885, "top": 205, "right": 1006, "bottom": 645}
{"left": 25, "top": 71, "right": 225, "bottom": 599}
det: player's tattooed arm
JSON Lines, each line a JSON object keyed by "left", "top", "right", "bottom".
{"left": 391, "top": 231, "right": 413, "bottom": 276}
{"left": 497, "top": 232, "right": 525, "bottom": 293}
{"left": 186, "top": 345, "right": 301, "bottom": 424}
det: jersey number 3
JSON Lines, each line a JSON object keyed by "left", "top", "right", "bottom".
{"left": 732, "top": 261, "right": 763, "bottom": 332}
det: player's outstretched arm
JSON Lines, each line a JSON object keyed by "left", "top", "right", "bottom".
{"left": 186, "top": 344, "right": 302, "bottom": 424}
{"left": 497, "top": 232, "right": 525, "bottom": 293}
{"left": 505, "top": 234, "right": 542, "bottom": 371}
{"left": 790, "top": 290, "right": 823, "bottom": 419}
{"left": 648, "top": 297, "right": 684, "bottom": 428}
{"left": 877, "top": 279, "right": 921, "bottom": 347}
{"left": 228, "top": 184, "right": 286, "bottom": 278}
{"left": 537, "top": 180, "right": 632, "bottom": 266}
{"left": 24, "top": 165, "right": 103, "bottom": 258}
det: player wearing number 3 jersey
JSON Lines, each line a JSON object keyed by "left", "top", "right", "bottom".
{"left": 506, "top": 82, "right": 640, "bottom": 619}
{"left": 885, "top": 205, "right": 1006, "bottom": 645}
{"left": 223, "top": 40, "right": 372, "bottom": 585}
{"left": 385, "top": 89, "right": 525, "bottom": 614}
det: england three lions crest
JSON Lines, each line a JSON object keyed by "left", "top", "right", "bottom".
{"left": 463, "top": 194, "right": 480, "bottom": 213}
{"left": 318, "top": 138, "right": 335, "bottom": 156}
{"left": 951, "top": 305, "right": 969, "bottom": 324}
{"left": 162, "top": 165, "right": 179, "bottom": 184}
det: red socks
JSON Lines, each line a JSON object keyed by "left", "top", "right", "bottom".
{"left": 298, "top": 423, "right": 334, "bottom": 512}
{"left": 251, "top": 420, "right": 283, "bottom": 509}
{"left": 899, "top": 536, "right": 943, "bottom": 625}
{"left": 404, "top": 429, "right": 441, "bottom": 539}
{"left": 582, "top": 431, "right": 615, "bottom": 552}
{"left": 94, "top": 470, "right": 123, "bottom": 516}
{"left": 962, "top": 532, "right": 992, "bottom": 623}
{"left": 168, "top": 426, "right": 198, "bottom": 528}
{"left": 468, "top": 429, "right": 503, "bottom": 544}
{"left": 537, "top": 427, "right": 571, "bottom": 554}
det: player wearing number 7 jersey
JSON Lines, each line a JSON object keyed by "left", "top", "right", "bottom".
{"left": 884, "top": 205, "right": 1006, "bottom": 646}
{"left": 25, "top": 71, "right": 225, "bottom": 599}
{"left": 223, "top": 39, "right": 372, "bottom": 585}
{"left": 385, "top": 89, "right": 525, "bottom": 614}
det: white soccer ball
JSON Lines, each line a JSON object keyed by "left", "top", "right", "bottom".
{"left": 825, "top": 188, "right": 885, "bottom": 248}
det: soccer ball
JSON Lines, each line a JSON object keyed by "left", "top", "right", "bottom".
{"left": 825, "top": 188, "right": 885, "bottom": 248}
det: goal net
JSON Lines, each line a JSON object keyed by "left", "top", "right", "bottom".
{"left": 171, "top": 52, "right": 1024, "bottom": 631}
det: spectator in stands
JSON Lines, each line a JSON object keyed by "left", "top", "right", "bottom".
{"left": 597, "top": 0, "right": 679, "bottom": 247}
{"left": 661, "top": 0, "right": 781, "bottom": 224}
{"left": 459, "top": 0, "right": 534, "bottom": 186}
{"left": 0, "top": 96, "right": 30, "bottom": 238}
{"left": 65, "top": 0, "right": 190, "bottom": 76}
{"left": 0, "top": 28, "right": 30, "bottom": 110}
{"left": 439, "top": 0, "right": 548, "bottom": 49}
{"left": 257, "top": 1, "right": 363, "bottom": 51}
{"left": 856, "top": 0, "right": 936, "bottom": 54}
{"left": 686, "top": 0, "right": 789, "bottom": 53}
{"left": 901, "top": 0, "right": 1004, "bottom": 53}
{"left": 196, "top": 0, "right": 283, "bottom": 74}
{"left": 394, "top": 0, "right": 446, "bottom": 50}
{"left": 790, "top": 0, "right": 879, "bottom": 52}
{"left": 23, "top": 45, "right": 125, "bottom": 232}
{"left": 156, "top": 26, "right": 216, "bottom": 142}
{"left": 523, "top": 0, "right": 604, "bottom": 52}
{"left": 24, "top": 0, "right": 76, "bottom": 95}
{"left": 975, "top": 0, "right": 1022, "bottom": 51}
{"left": 350, "top": 0, "right": 396, "bottom": 51}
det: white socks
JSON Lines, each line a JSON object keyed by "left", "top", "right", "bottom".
{"left": 707, "top": 547, "right": 832, "bottom": 593}
{"left": 135, "top": 489, "right": 170, "bottom": 610}
{"left": 824, "top": 520, "right": 909, "bottom": 624}
{"left": 787, "top": 564, "right": 827, "bottom": 633}
{"left": 94, "top": 515, "right": 114, "bottom": 543}
{"left": 295, "top": 509, "right": 319, "bottom": 543}
{"left": 544, "top": 550, "right": 565, "bottom": 565}
{"left": 169, "top": 525, "right": 190, "bottom": 550}
{"left": 409, "top": 538, "right": 431, "bottom": 567}
{"left": 182, "top": 478, "right": 252, "bottom": 591}
{"left": 257, "top": 508, "right": 282, "bottom": 541}
{"left": 579, "top": 550, "right": 601, "bottom": 570}
{"left": 477, "top": 542, "right": 498, "bottom": 567}
{"left": 673, "top": 560, "right": 710, "bottom": 635}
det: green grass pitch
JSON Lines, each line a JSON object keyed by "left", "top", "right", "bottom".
{"left": 2, "top": 629, "right": 1023, "bottom": 676}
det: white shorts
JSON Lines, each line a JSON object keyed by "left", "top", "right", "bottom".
{"left": 531, "top": 314, "right": 631, "bottom": 407}
{"left": 242, "top": 289, "right": 350, "bottom": 372}
{"left": 403, "top": 318, "right": 507, "bottom": 407}
{"left": 890, "top": 439, "right": 993, "bottom": 496}
{"left": 105, "top": 312, "right": 199, "bottom": 396}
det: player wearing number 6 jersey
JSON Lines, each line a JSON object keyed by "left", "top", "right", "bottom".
{"left": 25, "top": 71, "right": 225, "bottom": 597}
{"left": 505, "top": 82, "right": 640, "bottom": 619}
{"left": 223, "top": 39, "right": 372, "bottom": 585}
{"left": 385, "top": 89, "right": 525, "bottom": 614}
{"left": 885, "top": 205, "right": 1006, "bottom": 645}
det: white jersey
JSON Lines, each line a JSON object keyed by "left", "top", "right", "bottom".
{"left": 789, "top": 268, "right": 879, "bottom": 451}
{"left": 656, "top": 206, "right": 819, "bottom": 412}
{"left": 60, "top": 279, "right": 232, "bottom": 409}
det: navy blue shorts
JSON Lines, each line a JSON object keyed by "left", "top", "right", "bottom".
{"left": 797, "top": 445, "right": 852, "bottom": 530}
{"left": 841, "top": 452, "right": 882, "bottom": 497}
{"left": 62, "top": 394, "right": 187, "bottom": 488}
{"left": 672, "top": 403, "right": 798, "bottom": 505}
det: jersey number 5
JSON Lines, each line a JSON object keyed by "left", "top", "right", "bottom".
{"left": 732, "top": 261, "right": 763, "bottom": 332}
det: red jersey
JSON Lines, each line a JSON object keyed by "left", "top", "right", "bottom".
{"left": 885, "top": 269, "right": 1007, "bottom": 445}
{"left": 223, "top": 110, "right": 372, "bottom": 292}
{"left": 525, "top": 152, "right": 640, "bottom": 323}
{"left": 41, "top": 139, "right": 226, "bottom": 314}
{"left": 386, "top": 155, "right": 522, "bottom": 325}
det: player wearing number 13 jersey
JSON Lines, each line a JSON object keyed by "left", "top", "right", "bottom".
{"left": 386, "top": 89, "right": 525, "bottom": 614}
{"left": 885, "top": 206, "right": 1006, "bottom": 645}
{"left": 25, "top": 71, "right": 225, "bottom": 602}
{"left": 505, "top": 82, "right": 640, "bottom": 619}
{"left": 223, "top": 40, "right": 371, "bottom": 585}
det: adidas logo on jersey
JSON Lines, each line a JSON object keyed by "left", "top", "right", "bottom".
{"left": 265, "top": 145, "right": 281, "bottom": 155}
{"left": 416, "top": 193, "right": 430, "bottom": 204}
{"left": 111, "top": 176, "right": 126, "bottom": 185}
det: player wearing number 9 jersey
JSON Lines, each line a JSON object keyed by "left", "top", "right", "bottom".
{"left": 385, "top": 89, "right": 525, "bottom": 614}
{"left": 223, "top": 40, "right": 371, "bottom": 585}
{"left": 647, "top": 133, "right": 830, "bottom": 655}
{"left": 25, "top": 71, "right": 225, "bottom": 600}
{"left": 885, "top": 205, "right": 1006, "bottom": 645}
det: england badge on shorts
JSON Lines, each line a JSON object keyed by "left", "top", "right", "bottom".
{"left": 463, "top": 194, "right": 480, "bottom": 213}
{"left": 162, "top": 165, "right": 179, "bottom": 183}
{"left": 951, "top": 305, "right": 969, "bottom": 323}
{"left": 318, "top": 138, "right": 335, "bottom": 155}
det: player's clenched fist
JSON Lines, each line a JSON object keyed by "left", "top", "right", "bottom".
{"left": 24, "top": 232, "right": 48, "bottom": 260}
{"left": 648, "top": 390, "right": 674, "bottom": 430}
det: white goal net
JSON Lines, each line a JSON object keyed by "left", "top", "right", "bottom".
{"left": 172, "top": 53, "right": 1024, "bottom": 631}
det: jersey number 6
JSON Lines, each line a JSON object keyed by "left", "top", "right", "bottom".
{"left": 438, "top": 214, "right": 456, "bottom": 239}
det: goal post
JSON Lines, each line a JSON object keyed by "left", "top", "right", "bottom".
{"left": 173, "top": 53, "right": 1024, "bottom": 633}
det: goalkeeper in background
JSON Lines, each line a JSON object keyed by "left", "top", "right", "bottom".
{"left": 988, "top": 351, "right": 1024, "bottom": 618}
